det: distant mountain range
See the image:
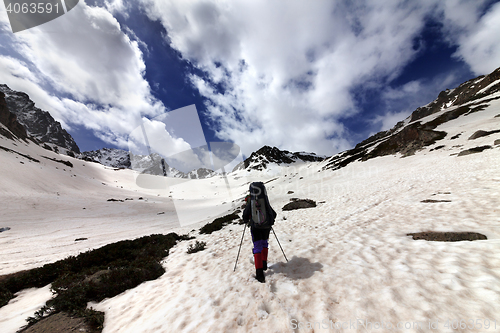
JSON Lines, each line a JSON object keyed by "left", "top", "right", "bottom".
{"left": 1, "top": 65, "right": 499, "bottom": 177}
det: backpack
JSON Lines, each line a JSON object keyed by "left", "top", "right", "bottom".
{"left": 248, "top": 182, "right": 275, "bottom": 229}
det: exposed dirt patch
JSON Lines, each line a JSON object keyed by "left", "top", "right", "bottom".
{"left": 106, "top": 198, "right": 124, "bottom": 202}
{"left": 19, "top": 312, "right": 100, "bottom": 333}
{"left": 430, "top": 145, "right": 445, "bottom": 151}
{"left": 407, "top": 231, "right": 487, "bottom": 242}
{"left": 40, "top": 156, "right": 73, "bottom": 168}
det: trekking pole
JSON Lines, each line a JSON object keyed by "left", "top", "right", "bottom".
{"left": 271, "top": 227, "right": 288, "bottom": 262}
{"left": 233, "top": 224, "right": 247, "bottom": 271}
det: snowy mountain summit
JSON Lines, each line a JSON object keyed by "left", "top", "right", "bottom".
{"left": 233, "top": 145, "right": 326, "bottom": 172}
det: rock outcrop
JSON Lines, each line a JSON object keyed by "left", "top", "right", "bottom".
{"left": 0, "top": 84, "right": 80, "bottom": 154}
{"left": 0, "top": 91, "right": 28, "bottom": 140}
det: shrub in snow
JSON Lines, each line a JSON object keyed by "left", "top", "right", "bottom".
{"left": 187, "top": 241, "right": 207, "bottom": 254}
{"left": 0, "top": 233, "right": 192, "bottom": 330}
{"left": 282, "top": 199, "right": 317, "bottom": 211}
{"left": 199, "top": 212, "right": 240, "bottom": 234}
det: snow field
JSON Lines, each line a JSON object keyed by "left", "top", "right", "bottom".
{"left": 0, "top": 102, "right": 499, "bottom": 332}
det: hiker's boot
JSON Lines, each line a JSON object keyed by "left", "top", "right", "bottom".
{"left": 262, "top": 247, "right": 268, "bottom": 271}
{"left": 254, "top": 253, "right": 265, "bottom": 282}
{"left": 256, "top": 268, "right": 265, "bottom": 283}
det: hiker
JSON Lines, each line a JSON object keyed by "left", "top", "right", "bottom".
{"left": 242, "top": 182, "right": 277, "bottom": 283}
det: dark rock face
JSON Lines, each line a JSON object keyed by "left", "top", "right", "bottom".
{"left": 0, "top": 91, "right": 28, "bottom": 140}
{"left": 410, "top": 66, "right": 500, "bottom": 123}
{"left": 323, "top": 66, "right": 500, "bottom": 171}
{"left": 234, "top": 145, "right": 325, "bottom": 172}
{"left": 0, "top": 84, "right": 80, "bottom": 154}
{"left": 366, "top": 123, "right": 447, "bottom": 158}
{"left": 282, "top": 199, "right": 317, "bottom": 211}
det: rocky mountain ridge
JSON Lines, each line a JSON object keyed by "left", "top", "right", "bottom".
{"left": 2, "top": 66, "right": 499, "bottom": 177}
{"left": 0, "top": 84, "right": 80, "bottom": 154}
{"left": 323, "top": 66, "right": 500, "bottom": 171}
{"left": 0, "top": 91, "right": 28, "bottom": 141}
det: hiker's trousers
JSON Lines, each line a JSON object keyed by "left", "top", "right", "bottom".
{"left": 251, "top": 227, "right": 270, "bottom": 254}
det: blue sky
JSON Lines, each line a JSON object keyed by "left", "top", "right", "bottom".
{"left": 1, "top": 0, "right": 500, "bottom": 167}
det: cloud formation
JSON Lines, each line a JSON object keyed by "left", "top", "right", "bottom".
{"left": 451, "top": 1, "right": 500, "bottom": 75}
{"left": 1, "top": 0, "right": 499, "bottom": 159}
{"left": 0, "top": 1, "right": 164, "bottom": 148}
{"left": 144, "top": 0, "right": 500, "bottom": 156}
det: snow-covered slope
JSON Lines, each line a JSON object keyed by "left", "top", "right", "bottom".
{"left": 1, "top": 98, "right": 499, "bottom": 332}
{"left": 0, "top": 69, "right": 499, "bottom": 332}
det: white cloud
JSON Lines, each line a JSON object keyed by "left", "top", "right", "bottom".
{"left": 0, "top": 1, "right": 164, "bottom": 149}
{"left": 371, "top": 72, "right": 460, "bottom": 135}
{"left": 451, "top": 2, "right": 500, "bottom": 75}
{"left": 145, "top": 0, "right": 491, "bottom": 156}
{"left": 2, "top": 0, "right": 499, "bottom": 158}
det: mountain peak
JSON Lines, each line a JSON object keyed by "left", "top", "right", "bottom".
{"left": 0, "top": 84, "right": 80, "bottom": 154}
{"left": 233, "top": 145, "right": 325, "bottom": 172}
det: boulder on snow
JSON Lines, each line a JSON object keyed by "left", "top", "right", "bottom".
{"left": 457, "top": 145, "right": 492, "bottom": 156}
{"left": 282, "top": 199, "right": 316, "bottom": 211}
{"left": 468, "top": 129, "right": 500, "bottom": 140}
{"left": 407, "top": 231, "right": 487, "bottom": 242}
